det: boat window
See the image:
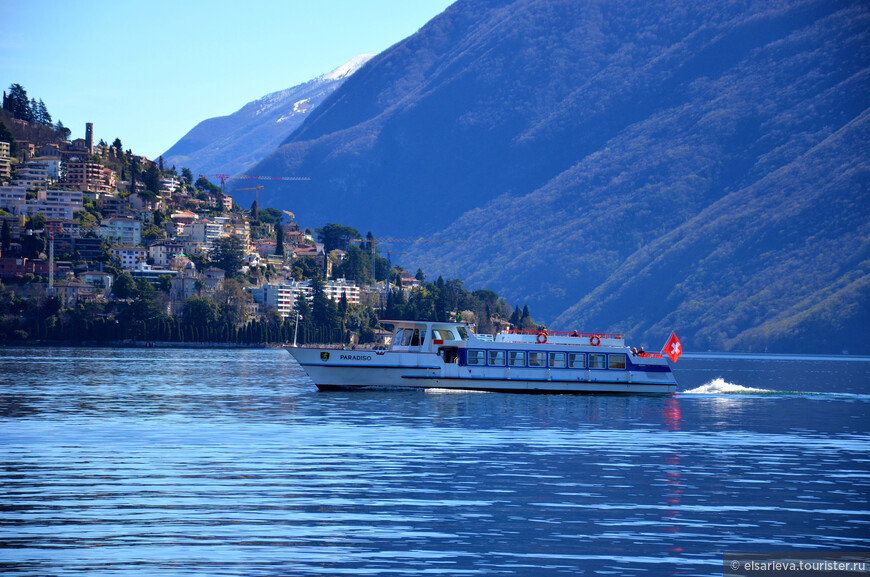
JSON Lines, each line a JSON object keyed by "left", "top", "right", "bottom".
{"left": 488, "top": 350, "right": 505, "bottom": 366}
{"left": 457, "top": 327, "right": 469, "bottom": 340}
{"left": 410, "top": 329, "right": 421, "bottom": 346}
{"left": 402, "top": 330, "right": 413, "bottom": 346}
{"left": 394, "top": 329, "right": 404, "bottom": 346}
{"left": 568, "top": 353, "right": 586, "bottom": 369}
{"left": 467, "top": 350, "right": 485, "bottom": 366}
{"left": 609, "top": 354, "right": 626, "bottom": 370}
{"left": 508, "top": 351, "right": 525, "bottom": 366}
{"left": 549, "top": 352, "right": 566, "bottom": 368}
{"left": 432, "top": 329, "right": 455, "bottom": 341}
{"left": 589, "top": 353, "right": 606, "bottom": 369}
{"left": 528, "top": 352, "right": 544, "bottom": 367}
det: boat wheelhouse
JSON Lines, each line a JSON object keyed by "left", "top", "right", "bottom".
{"left": 287, "top": 320, "right": 679, "bottom": 394}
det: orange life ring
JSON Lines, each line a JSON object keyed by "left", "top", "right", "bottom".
{"left": 536, "top": 332, "right": 548, "bottom": 344}
{"left": 590, "top": 335, "right": 601, "bottom": 346}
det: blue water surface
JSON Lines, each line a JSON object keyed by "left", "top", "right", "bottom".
{"left": 0, "top": 347, "right": 868, "bottom": 576}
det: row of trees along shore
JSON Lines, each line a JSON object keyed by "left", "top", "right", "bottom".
{"left": 0, "top": 264, "right": 542, "bottom": 347}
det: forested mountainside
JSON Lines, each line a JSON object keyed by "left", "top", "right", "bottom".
{"left": 244, "top": 0, "right": 868, "bottom": 353}
{"left": 160, "top": 55, "right": 374, "bottom": 178}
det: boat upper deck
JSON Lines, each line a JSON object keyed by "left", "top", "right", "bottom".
{"left": 496, "top": 329, "right": 625, "bottom": 347}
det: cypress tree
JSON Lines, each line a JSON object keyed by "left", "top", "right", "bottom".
{"left": 1, "top": 220, "right": 11, "bottom": 251}
{"left": 275, "top": 228, "right": 284, "bottom": 256}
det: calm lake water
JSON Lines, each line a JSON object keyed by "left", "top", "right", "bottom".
{"left": 1, "top": 347, "right": 868, "bottom": 576}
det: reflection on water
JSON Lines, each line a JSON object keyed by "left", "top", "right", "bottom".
{"left": 0, "top": 347, "right": 868, "bottom": 576}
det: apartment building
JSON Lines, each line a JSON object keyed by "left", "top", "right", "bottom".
{"left": 111, "top": 246, "right": 147, "bottom": 270}
{"left": 0, "top": 186, "right": 83, "bottom": 220}
{"left": 99, "top": 217, "right": 141, "bottom": 246}
{"left": 148, "top": 240, "right": 185, "bottom": 267}
{"left": 250, "top": 279, "right": 360, "bottom": 318}
{"left": 0, "top": 187, "right": 26, "bottom": 211}
{"left": 160, "top": 176, "right": 180, "bottom": 195}
{"left": 183, "top": 220, "right": 224, "bottom": 247}
{"left": 250, "top": 280, "right": 312, "bottom": 319}
{"left": 324, "top": 278, "right": 360, "bottom": 304}
{"left": 12, "top": 159, "right": 62, "bottom": 190}
{"left": 63, "top": 160, "right": 115, "bottom": 194}
{"left": 0, "top": 142, "right": 11, "bottom": 182}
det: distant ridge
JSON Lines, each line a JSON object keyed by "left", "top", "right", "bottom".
{"left": 160, "top": 54, "right": 375, "bottom": 178}
{"left": 241, "top": 0, "right": 869, "bottom": 354}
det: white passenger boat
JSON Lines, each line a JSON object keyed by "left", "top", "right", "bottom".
{"left": 287, "top": 320, "right": 681, "bottom": 394}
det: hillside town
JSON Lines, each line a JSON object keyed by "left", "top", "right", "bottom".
{"left": 0, "top": 92, "right": 536, "bottom": 345}
{"left": 0, "top": 117, "right": 395, "bottom": 331}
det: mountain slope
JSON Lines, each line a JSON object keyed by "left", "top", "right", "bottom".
{"left": 160, "top": 54, "right": 374, "bottom": 177}
{"left": 247, "top": 0, "right": 869, "bottom": 353}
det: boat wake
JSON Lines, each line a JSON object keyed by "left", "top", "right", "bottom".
{"left": 681, "top": 378, "right": 775, "bottom": 395}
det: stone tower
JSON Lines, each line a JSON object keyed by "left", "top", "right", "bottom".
{"left": 85, "top": 122, "right": 93, "bottom": 155}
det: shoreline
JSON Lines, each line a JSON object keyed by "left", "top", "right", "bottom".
{"left": 0, "top": 340, "right": 283, "bottom": 350}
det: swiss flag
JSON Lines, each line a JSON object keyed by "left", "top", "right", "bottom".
{"left": 664, "top": 332, "right": 682, "bottom": 363}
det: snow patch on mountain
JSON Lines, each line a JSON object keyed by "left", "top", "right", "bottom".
{"left": 319, "top": 54, "right": 376, "bottom": 83}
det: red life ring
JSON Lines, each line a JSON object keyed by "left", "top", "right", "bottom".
{"left": 536, "top": 332, "right": 548, "bottom": 344}
{"left": 590, "top": 335, "right": 601, "bottom": 346}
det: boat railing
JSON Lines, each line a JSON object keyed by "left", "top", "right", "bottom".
{"left": 498, "top": 329, "right": 625, "bottom": 343}
{"left": 634, "top": 352, "right": 664, "bottom": 359}
{"left": 292, "top": 343, "right": 390, "bottom": 350}
{"left": 502, "top": 329, "right": 625, "bottom": 339}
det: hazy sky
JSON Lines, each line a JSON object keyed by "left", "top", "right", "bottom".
{"left": 0, "top": 0, "right": 454, "bottom": 159}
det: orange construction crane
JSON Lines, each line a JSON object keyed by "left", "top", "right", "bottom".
{"left": 236, "top": 185, "right": 265, "bottom": 208}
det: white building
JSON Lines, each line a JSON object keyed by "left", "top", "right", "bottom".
{"left": 250, "top": 280, "right": 314, "bottom": 319}
{"left": 250, "top": 279, "right": 360, "bottom": 318}
{"left": 0, "top": 186, "right": 83, "bottom": 220}
{"left": 111, "top": 246, "right": 148, "bottom": 270}
{"left": 0, "top": 186, "right": 26, "bottom": 211}
{"left": 325, "top": 278, "right": 360, "bottom": 304}
{"left": 39, "top": 189, "right": 83, "bottom": 205}
{"left": 160, "top": 176, "right": 180, "bottom": 195}
{"left": 11, "top": 159, "right": 57, "bottom": 190}
{"left": 148, "top": 241, "right": 185, "bottom": 267}
{"left": 182, "top": 220, "right": 224, "bottom": 247}
{"left": 99, "top": 216, "right": 142, "bottom": 246}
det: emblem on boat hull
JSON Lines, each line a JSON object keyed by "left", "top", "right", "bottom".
{"left": 320, "top": 352, "right": 330, "bottom": 362}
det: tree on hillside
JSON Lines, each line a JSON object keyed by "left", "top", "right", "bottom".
{"left": 4, "top": 84, "right": 30, "bottom": 121}
{"left": 194, "top": 176, "right": 220, "bottom": 194}
{"left": 129, "top": 154, "right": 139, "bottom": 195}
{"left": 184, "top": 295, "right": 221, "bottom": 328}
{"left": 336, "top": 245, "right": 371, "bottom": 284}
{"left": 112, "top": 272, "right": 139, "bottom": 300}
{"left": 1, "top": 220, "right": 12, "bottom": 251}
{"left": 275, "top": 227, "right": 284, "bottom": 256}
{"left": 316, "top": 223, "right": 360, "bottom": 254}
{"left": 34, "top": 99, "right": 51, "bottom": 126}
{"left": 310, "top": 276, "right": 341, "bottom": 340}
{"left": 258, "top": 208, "right": 283, "bottom": 227}
{"left": 214, "top": 278, "right": 250, "bottom": 326}
{"left": 112, "top": 138, "right": 122, "bottom": 151}
{"left": 55, "top": 120, "right": 70, "bottom": 140}
{"left": 143, "top": 164, "right": 161, "bottom": 195}
{"left": 210, "top": 235, "right": 245, "bottom": 278}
